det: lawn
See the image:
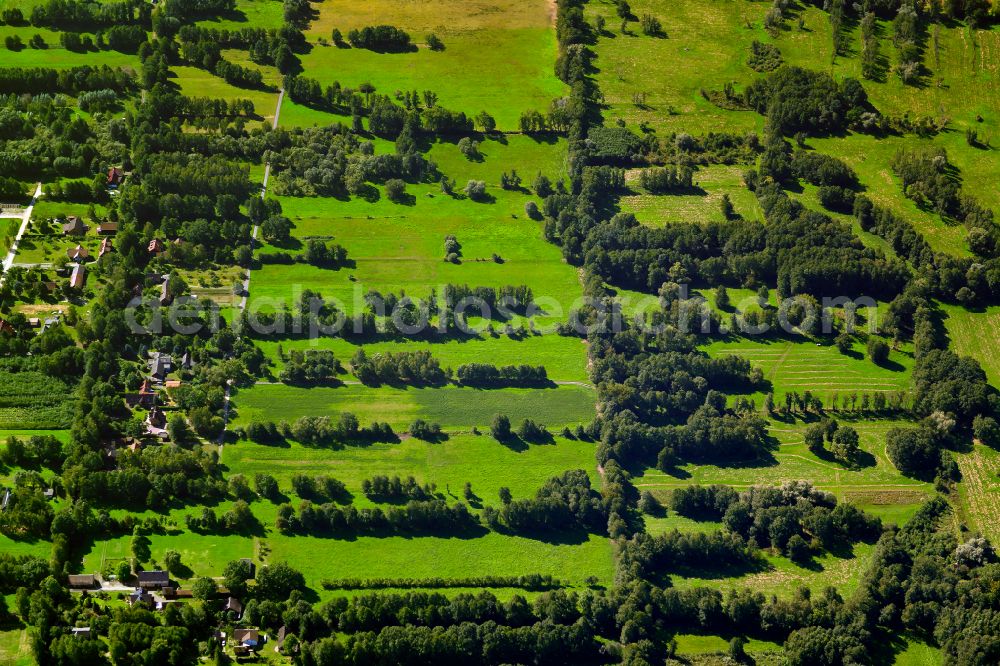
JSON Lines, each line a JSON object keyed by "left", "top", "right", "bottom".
{"left": 297, "top": 0, "right": 566, "bottom": 130}
{"left": 230, "top": 383, "right": 596, "bottom": 431}
{"left": 620, "top": 164, "right": 764, "bottom": 226}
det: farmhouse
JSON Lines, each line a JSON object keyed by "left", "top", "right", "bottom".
{"left": 137, "top": 570, "right": 170, "bottom": 589}
{"left": 149, "top": 352, "right": 172, "bottom": 380}
{"left": 69, "top": 264, "right": 86, "bottom": 290}
{"left": 99, "top": 237, "right": 114, "bottom": 258}
{"left": 232, "top": 629, "right": 260, "bottom": 648}
{"left": 224, "top": 597, "right": 243, "bottom": 618}
{"left": 71, "top": 628, "right": 92, "bottom": 638}
{"left": 107, "top": 167, "right": 125, "bottom": 187}
{"left": 67, "top": 245, "right": 89, "bottom": 261}
{"left": 98, "top": 221, "right": 119, "bottom": 235}
{"left": 0, "top": 319, "right": 14, "bottom": 335}
{"left": 67, "top": 574, "right": 97, "bottom": 589}
{"left": 62, "top": 216, "right": 86, "bottom": 235}
{"left": 148, "top": 238, "right": 165, "bottom": 254}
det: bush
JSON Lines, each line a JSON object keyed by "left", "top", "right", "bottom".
{"left": 867, "top": 337, "right": 890, "bottom": 365}
{"left": 464, "top": 179, "right": 487, "bottom": 200}
{"left": 385, "top": 178, "right": 406, "bottom": 202}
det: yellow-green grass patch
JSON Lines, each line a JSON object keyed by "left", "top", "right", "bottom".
{"left": 223, "top": 432, "right": 598, "bottom": 503}
{"left": 230, "top": 382, "right": 596, "bottom": 430}
{"left": 620, "top": 164, "right": 764, "bottom": 226}
{"left": 299, "top": 0, "right": 565, "bottom": 130}
{"left": 256, "top": 333, "right": 591, "bottom": 383}
{"left": 586, "top": 0, "right": 767, "bottom": 135}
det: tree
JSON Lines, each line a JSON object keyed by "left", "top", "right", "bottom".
{"left": 973, "top": 415, "right": 1000, "bottom": 448}
{"left": 255, "top": 473, "right": 280, "bottom": 500}
{"left": 167, "top": 414, "right": 192, "bottom": 443}
{"left": 867, "top": 337, "right": 890, "bottom": 365}
{"left": 804, "top": 423, "right": 826, "bottom": 454}
{"left": 831, "top": 426, "right": 860, "bottom": 462}
{"left": 491, "top": 414, "right": 511, "bottom": 441}
{"left": 426, "top": 33, "right": 444, "bottom": 50}
{"left": 385, "top": 179, "right": 406, "bottom": 202}
{"left": 163, "top": 549, "right": 182, "bottom": 574}
{"left": 475, "top": 111, "right": 496, "bottom": 133}
{"left": 786, "top": 534, "right": 810, "bottom": 563}
{"left": 116, "top": 560, "right": 132, "bottom": 583}
{"left": 720, "top": 193, "right": 735, "bottom": 220}
{"left": 638, "top": 490, "right": 661, "bottom": 515}
{"left": 714, "top": 285, "right": 730, "bottom": 310}
{"left": 729, "top": 636, "right": 747, "bottom": 662}
{"left": 835, "top": 332, "right": 852, "bottom": 354}
{"left": 498, "top": 487, "right": 512, "bottom": 504}
{"left": 192, "top": 576, "right": 217, "bottom": 601}
{"left": 223, "top": 559, "right": 254, "bottom": 598}
{"left": 255, "top": 561, "right": 305, "bottom": 601}
{"left": 464, "top": 179, "right": 487, "bottom": 200}
{"left": 534, "top": 173, "right": 553, "bottom": 197}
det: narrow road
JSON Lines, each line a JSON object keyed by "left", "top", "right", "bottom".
{"left": 0, "top": 183, "right": 42, "bottom": 284}
{"left": 218, "top": 89, "right": 284, "bottom": 446}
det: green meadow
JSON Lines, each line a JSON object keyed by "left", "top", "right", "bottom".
{"left": 297, "top": 0, "right": 566, "bottom": 130}
{"left": 222, "top": 432, "right": 599, "bottom": 502}
{"left": 255, "top": 333, "right": 591, "bottom": 383}
{"left": 230, "top": 383, "right": 597, "bottom": 431}
{"left": 703, "top": 336, "right": 913, "bottom": 401}
{"left": 620, "top": 164, "right": 764, "bottom": 226}
{"left": 251, "top": 136, "right": 579, "bottom": 321}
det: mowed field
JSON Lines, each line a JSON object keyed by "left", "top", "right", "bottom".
{"left": 703, "top": 336, "right": 913, "bottom": 401}
{"left": 619, "top": 164, "right": 764, "bottom": 226}
{"left": 293, "top": 0, "right": 566, "bottom": 130}
{"left": 230, "top": 383, "right": 596, "bottom": 431}
{"left": 635, "top": 418, "right": 932, "bottom": 599}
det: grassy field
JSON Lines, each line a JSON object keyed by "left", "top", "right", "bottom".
{"left": 956, "top": 444, "right": 1000, "bottom": 544}
{"left": 635, "top": 418, "right": 933, "bottom": 514}
{"left": 252, "top": 137, "right": 579, "bottom": 321}
{"left": 296, "top": 0, "right": 565, "bottom": 130}
{"left": 223, "top": 431, "right": 598, "bottom": 502}
{"left": 231, "top": 383, "right": 596, "bottom": 431}
{"left": 0, "top": 629, "right": 32, "bottom": 666}
{"left": 942, "top": 303, "right": 1000, "bottom": 387}
{"left": 267, "top": 530, "right": 614, "bottom": 594}
{"left": 619, "top": 164, "right": 764, "bottom": 226}
{"left": 255, "top": 333, "right": 591, "bottom": 382}
{"left": 703, "top": 336, "right": 913, "bottom": 401}
{"left": 194, "top": 0, "right": 286, "bottom": 31}
{"left": 586, "top": 0, "right": 767, "bottom": 135}
{"left": 170, "top": 65, "right": 281, "bottom": 125}
{"left": 0, "top": 29, "right": 141, "bottom": 69}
